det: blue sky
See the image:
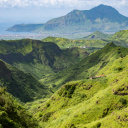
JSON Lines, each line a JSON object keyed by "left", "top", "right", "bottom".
{"left": 0, "top": 0, "right": 128, "bottom": 24}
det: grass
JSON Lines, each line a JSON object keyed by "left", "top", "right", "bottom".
{"left": 29, "top": 43, "right": 128, "bottom": 128}
{"left": 42, "top": 37, "right": 108, "bottom": 53}
{"left": 34, "top": 54, "right": 128, "bottom": 127}
{"left": 0, "top": 87, "right": 40, "bottom": 128}
{"left": 40, "top": 42, "right": 128, "bottom": 92}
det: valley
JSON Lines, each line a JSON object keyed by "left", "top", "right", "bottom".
{"left": 1, "top": 4, "right": 128, "bottom": 128}
{"left": 0, "top": 30, "right": 128, "bottom": 128}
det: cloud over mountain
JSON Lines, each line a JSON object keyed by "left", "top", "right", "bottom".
{"left": 0, "top": 0, "right": 128, "bottom": 8}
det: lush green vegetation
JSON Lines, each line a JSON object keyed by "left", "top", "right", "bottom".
{"left": 83, "top": 31, "right": 113, "bottom": 40}
{"left": 0, "top": 59, "right": 51, "bottom": 102}
{"left": 32, "top": 43, "right": 128, "bottom": 128}
{"left": 40, "top": 42, "right": 128, "bottom": 91}
{"left": 42, "top": 36, "right": 108, "bottom": 53}
{"left": 109, "top": 30, "right": 128, "bottom": 47}
{"left": 0, "top": 87, "right": 40, "bottom": 128}
{"left": 0, "top": 39, "right": 88, "bottom": 79}
{"left": 1, "top": 30, "right": 128, "bottom": 127}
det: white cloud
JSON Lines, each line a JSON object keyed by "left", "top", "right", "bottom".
{"left": 0, "top": 0, "right": 128, "bottom": 8}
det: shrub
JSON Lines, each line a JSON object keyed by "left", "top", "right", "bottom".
{"left": 58, "top": 83, "right": 76, "bottom": 98}
{"left": 101, "top": 108, "right": 109, "bottom": 118}
{"left": 39, "top": 113, "right": 42, "bottom": 117}
{"left": 66, "top": 123, "right": 76, "bottom": 128}
{"left": 42, "top": 112, "right": 54, "bottom": 122}
{"left": 92, "top": 122, "right": 101, "bottom": 128}
{"left": 46, "top": 103, "right": 50, "bottom": 107}
{"left": 119, "top": 98, "right": 127, "bottom": 105}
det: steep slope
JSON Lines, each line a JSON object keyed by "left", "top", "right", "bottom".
{"left": 40, "top": 43, "right": 128, "bottom": 91}
{"left": 33, "top": 44, "right": 128, "bottom": 128}
{"left": 44, "top": 4, "right": 128, "bottom": 32}
{"left": 0, "top": 87, "right": 40, "bottom": 128}
{"left": 0, "top": 39, "right": 88, "bottom": 79}
{"left": 109, "top": 30, "right": 128, "bottom": 47}
{"left": 83, "top": 31, "right": 112, "bottom": 40}
{"left": 0, "top": 59, "right": 51, "bottom": 102}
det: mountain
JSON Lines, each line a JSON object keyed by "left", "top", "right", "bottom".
{"left": 0, "top": 59, "right": 51, "bottom": 102}
{"left": 40, "top": 42, "right": 128, "bottom": 91}
{"left": 44, "top": 4, "right": 128, "bottom": 32}
{"left": 0, "top": 39, "right": 88, "bottom": 79}
{"left": 33, "top": 43, "right": 128, "bottom": 128}
{"left": 7, "top": 5, "right": 128, "bottom": 38}
{"left": 0, "top": 87, "right": 40, "bottom": 128}
{"left": 83, "top": 31, "right": 113, "bottom": 40}
{"left": 7, "top": 24, "right": 44, "bottom": 32}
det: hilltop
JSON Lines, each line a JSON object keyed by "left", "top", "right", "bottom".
{"left": 0, "top": 87, "right": 40, "bottom": 128}
{"left": 83, "top": 31, "right": 113, "bottom": 40}
{"left": 42, "top": 36, "right": 108, "bottom": 53}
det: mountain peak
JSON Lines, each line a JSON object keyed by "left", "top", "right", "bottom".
{"left": 89, "top": 4, "right": 119, "bottom": 14}
{"left": 43, "top": 4, "right": 128, "bottom": 32}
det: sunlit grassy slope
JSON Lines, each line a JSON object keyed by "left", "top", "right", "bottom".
{"left": 33, "top": 43, "right": 128, "bottom": 128}
{"left": 42, "top": 36, "right": 108, "bottom": 53}
{"left": 109, "top": 30, "right": 128, "bottom": 47}
{"left": 40, "top": 42, "right": 128, "bottom": 91}
{"left": 42, "top": 30, "right": 128, "bottom": 51}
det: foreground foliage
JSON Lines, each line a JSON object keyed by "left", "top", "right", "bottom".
{"left": 0, "top": 87, "right": 40, "bottom": 128}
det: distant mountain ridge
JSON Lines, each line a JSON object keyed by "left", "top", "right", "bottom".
{"left": 44, "top": 4, "right": 128, "bottom": 30}
{"left": 7, "top": 4, "right": 128, "bottom": 34}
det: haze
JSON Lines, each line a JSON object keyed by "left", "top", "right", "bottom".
{"left": 0, "top": 0, "right": 128, "bottom": 24}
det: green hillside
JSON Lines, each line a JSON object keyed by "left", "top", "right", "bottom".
{"left": 40, "top": 42, "right": 128, "bottom": 91}
{"left": 32, "top": 43, "right": 128, "bottom": 128}
{"left": 109, "top": 30, "right": 128, "bottom": 47}
{"left": 42, "top": 36, "right": 108, "bottom": 53}
{"left": 0, "top": 59, "right": 51, "bottom": 102}
{"left": 0, "top": 87, "right": 40, "bottom": 128}
{"left": 83, "top": 31, "right": 113, "bottom": 40}
{"left": 0, "top": 39, "right": 88, "bottom": 79}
